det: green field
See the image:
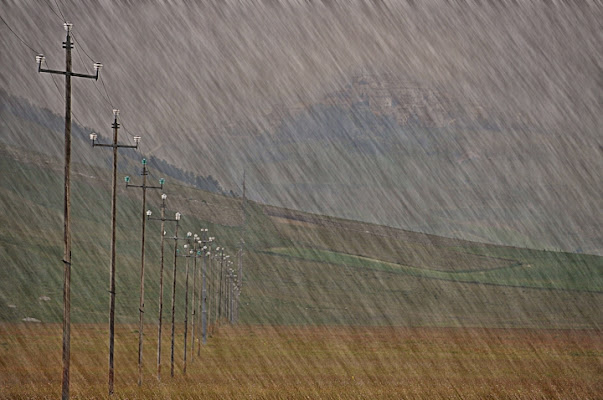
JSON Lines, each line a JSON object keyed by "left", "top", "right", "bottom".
{"left": 265, "top": 246, "right": 602, "bottom": 292}
{"left": 1, "top": 142, "right": 601, "bottom": 330}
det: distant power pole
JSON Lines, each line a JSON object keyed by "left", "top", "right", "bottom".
{"left": 90, "top": 109, "right": 140, "bottom": 396}
{"left": 232, "top": 274, "right": 240, "bottom": 324}
{"left": 207, "top": 250, "right": 216, "bottom": 333}
{"left": 146, "top": 197, "right": 180, "bottom": 381}
{"left": 227, "top": 269, "right": 232, "bottom": 323}
{"left": 217, "top": 249, "right": 229, "bottom": 321}
{"left": 125, "top": 159, "right": 164, "bottom": 386}
{"left": 190, "top": 234, "right": 199, "bottom": 363}
{"left": 239, "top": 171, "right": 246, "bottom": 289}
{"left": 169, "top": 216, "right": 184, "bottom": 378}
{"left": 229, "top": 269, "right": 236, "bottom": 324}
{"left": 181, "top": 236, "right": 193, "bottom": 375}
{"left": 198, "top": 231, "right": 214, "bottom": 350}
{"left": 235, "top": 281, "right": 240, "bottom": 323}
{"left": 36, "top": 22, "right": 101, "bottom": 400}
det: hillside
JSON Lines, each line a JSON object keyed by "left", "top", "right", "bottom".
{"left": 1, "top": 140, "right": 601, "bottom": 330}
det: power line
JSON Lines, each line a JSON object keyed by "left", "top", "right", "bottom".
{"left": 66, "top": 31, "right": 134, "bottom": 141}
{"left": 99, "top": 76, "right": 115, "bottom": 107}
{"left": 68, "top": 32, "right": 118, "bottom": 112}
{"left": 1, "top": 14, "right": 93, "bottom": 131}
{"left": 32, "top": 3, "right": 113, "bottom": 121}
{"left": 76, "top": 38, "right": 114, "bottom": 108}
{"left": 53, "top": 0, "right": 67, "bottom": 22}
{"left": 48, "top": 20, "right": 128, "bottom": 141}
{"left": 72, "top": 112, "right": 89, "bottom": 131}
{"left": 10, "top": 13, "right": 157, "bottom": 180}
{"left": 68, "top": 34, "right": 115, "bottom": 109}
{"left": 43, "top": 1, "right": 106, "bottom": 131}
{"left": 121, "top": 122, "right": 141, "bottom": 138}
{"left": 44, "top": 0, "right": 64, "bottom": 22}
{"left": 73, "top": 43, "right": 90, "bottom": 74}
{"left": 42, "top": 58, "right": 92, "bottom": 133}
{"left": 45, "top": 61, "right": 64, "bottom": 98}
{"left": 0, "top": 15, "right": 90, "bottom": 129}
{"left": 28, "top": 3, "right": 99, "bottom": 131}
{"left": 0, "top": 14, "right": 40, "bottom": 54}
{"left": 71, "top": 34, "right": 96, "bottom": 63}
{"left": 72, "top": 40, "right": 114, "bottom": 108}
{"left": 42, "top": 23, "right": 120, "bottom": 136}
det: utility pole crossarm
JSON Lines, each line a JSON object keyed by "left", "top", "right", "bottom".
{"left": 38, "top": 62, "right": 101, "bottom": 81}
{"left": 92, "top": 143, "right": 138, "bottom": 149}
{"left": 147, "top": 216, "right": 179, "bottom": 222}
{"left": 89, "top": 117, "right": 141, "bottom": 151}
{"left": 90, "top": 133, "right": 140, "bottom": 150}
{"left": 39, "top": 67, "right": 100, "bottom": 80}
{"left": 127, "top": 183, "right": 163, "bottom": 189}
{"left": 71, "top": 71, "right": 100, "bottom": 79}
{"left": 38, "top": 67, "right": 67, "bottom": 75}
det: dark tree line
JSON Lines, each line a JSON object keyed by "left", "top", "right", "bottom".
{"left": 146, "top": 155, "right": 235, "bottom": 196}
{"left": 2, "top": 89, "right": 235, "bottom": 196}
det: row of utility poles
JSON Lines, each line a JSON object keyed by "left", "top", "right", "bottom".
{"left": 36, "top": 23, "right": 244, "bottom": 399}
{"left": 145, "top": 201, "right": 241, "bottom": 381}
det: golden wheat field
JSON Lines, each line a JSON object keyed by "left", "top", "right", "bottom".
{"left": 0, "top": 323, "right": 601, "bottom": 399}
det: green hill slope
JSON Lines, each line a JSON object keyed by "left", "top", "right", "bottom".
{"left": 0, "top": 143, "right": 601, "bottom": 329}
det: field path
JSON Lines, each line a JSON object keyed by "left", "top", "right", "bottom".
{"left": 264, "top": 247, "right": 603, "bottom": 294}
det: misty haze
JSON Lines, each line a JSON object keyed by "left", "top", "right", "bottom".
{"left": 1, "top": 1, "right": 601, "bottom": 399}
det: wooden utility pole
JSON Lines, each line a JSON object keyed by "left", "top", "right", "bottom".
{"left": 232, "top": 275, "right": 240, "bottom": 324}
{"left": 239, "top": 171, "right": 246, "bottom": 288}
{"left": 200, "top": 248, "right": 205, "bottom": 348}
{"left": 170, "top": 216, "right": 183, "bottom": 378}
{"left": 235, "top": 171, "right": 246, "bottom": 325}
{"left": 126, "top": 160, "right": 164, "bottom": 386}
{"left": 198, "top": 230, "right": 213, "bottom": 350}
{"left": 191, "top": 241, "right": 196, "bottom": 362}
{"left": 182, "top": 234, "right": 193, "bottom": 375}
{"left": 217, "top": 249, "right": 225, "bottom": 321}
{"left": 207, "top": 251, "right": 215, "bottom": 334}
{"left": 190, "top": 234, "right": 199, "bottom": 363}
{"left": 36, "top": 23, "right": 101, "bottom": 400}
{"left": 157, "top": 200, "right": 167, "bottom": 381}
{"left": 229, "top": 270, "right": 234, "bottom": 324}
{"left": 147, "top": 197, "right": 179, "bottom": 381}
{"left": 90, "top": 110, "right": 139, "bottom": 395}
{"left": 226, "top": 269, "right": 230, "bottom": 323}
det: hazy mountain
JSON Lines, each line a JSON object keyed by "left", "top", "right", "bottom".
{"left": 220, "top": 73, "right": 602, "bottom": 254}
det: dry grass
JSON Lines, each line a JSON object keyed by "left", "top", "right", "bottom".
{"left": 0, "top": 323, "right": 601, "bottom": 399}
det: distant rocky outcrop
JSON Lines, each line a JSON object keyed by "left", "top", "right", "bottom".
{"left": 224, "top": 73, "right": 508, "bottom": 138}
